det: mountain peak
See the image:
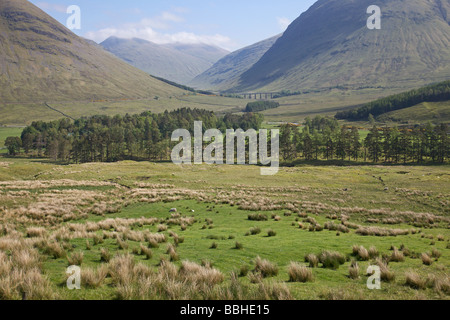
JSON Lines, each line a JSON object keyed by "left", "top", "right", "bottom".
{"left": 232, "top": 0, "right": 450, "bottom": 92}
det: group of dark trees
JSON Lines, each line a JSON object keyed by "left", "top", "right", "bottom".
{"left": 279, "top": 117, "right": 449, "bottom": 163}
{"left": 4, "top": 110, "right": 449, "bottom": 164}
{"left": 11, "top": 108, "right": 263, "bottom": 163}
{"left": 244, "top": 101, "right": 280, "bottom": 113}
{"left": 335, "top": 80, "right": 450, "bottom": 121}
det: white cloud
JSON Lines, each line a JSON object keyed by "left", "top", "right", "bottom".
{"left": 84, "top": 9, "right": 237, "bottom": 50}
{"left": 85, "top": 27, "right": 236, "bottom": 50}
{"left": 277, "top": 17, "right": 291, "bottom": 30}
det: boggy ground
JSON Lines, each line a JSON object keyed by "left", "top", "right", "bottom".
{"left": 0, "top": 158, "right": 449, "bottom": 300}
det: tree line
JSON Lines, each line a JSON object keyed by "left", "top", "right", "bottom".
{"left": 8, "top": 108, "right": 263, "bottom": 163}
{"left": 280, "top": 117, "right": 449, "bottom": 164}
{"left": 335, "top": 80, "right": 450, "bottom": 121}
{"left": 244, "top": 101, "right": 280, "bottom": 113}
{"left": 4, "top": 112, "right": 449, "bottom": 165}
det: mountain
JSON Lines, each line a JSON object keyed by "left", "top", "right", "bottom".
{"left": 101, "top": 37, "right": 229, "bottom": 85}
{"left": 230, "top": 0, "right": 450, "bottom": 93}
{"left": 164, "top": 42, "right": 229, "bottom": 66}
{"left": 189, "top": 34, "right": 282, "bottom": 91}
{"left": 0, "top": 0, "right": 184, "bottom": 103}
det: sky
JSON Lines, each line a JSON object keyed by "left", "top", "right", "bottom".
{"left": 29, "top": 0, "right": 316, "bottom": 51}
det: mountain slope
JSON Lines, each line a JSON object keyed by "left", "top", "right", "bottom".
{"left": 231, "top": 0, "right": 450, "bottom": 93}
{"left": 101, "top": 37, "right": 228, "bottom": 84}
{"left": 0, "top": 0, "right": 184, "bottom": 103}
{"left": 189, "top": 34, "right": 281, "bottom": 91}
{"left": 164, "top": 42, "right": 229, "bottom": 66}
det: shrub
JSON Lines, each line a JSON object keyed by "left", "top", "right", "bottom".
{"left": 349, "top": 261, "right": 360, "bottom": 280}
{"left": 405, "top": 271, "right": 426, "bottom": 290}
{"left": 390, "top": 248, "right": 405, "bottom": 262}
{"left": 368, "top": 246, "right": 379, "bottom": 258}
{"left": 140, "top": 244, "right": 153, "bottom": 260}
{"left": 210, "top": 242, "right": 218, "bottom": 249}
{"left": 374, "top": 258, "right": 395, "bottom": 282}
{"left": 431, "top": 248, "right": 441, "bottom": 259}
{"left": 426, "top": 274, "right": 450, "bottom": 295}
{"left": 179, "top": 261, "right": 225, "bottom": 286}
{"left": 357, "top": 246, "right": 370, "bottom": 261}
{"left": 67, "top": 252, "right": 84, "bottom": 266}
{"left": 157, "top": 224, "right": 168, "bottom": 232}
{"left": 305, "top": 254, "right": 319, "bottom": 268}
{"left": 148, "top": 239, "right": 159, "bottom": 248}
{"left": 44, "top": 242, "right": 66, "bottom": 259}
{"left": 117, "top": 238, "right": 129, "bottom": 251}
{"left": 100, "top": 248, "right": 111, "bottom": 263}
{"left": 234, "top": 242, "right": 243, "bottom": 250}
{"left": 81, "top": 266, "right": 108, "bottom": 289}
{"left": 248, "top": 272, "right": 263, "bottom": 284}
{"left": 267, "top": 229, "right": 277, "bottom": 237}
{"left": 93, "top": 234, "right": 104, "bottom": 245}
{"left": 166, "top": 244, "right": 179, "bottom": 261}
{"left": 288, "top": 262, "right": 313, "bottom": 283}
{"left": 254, "top": 256, "right": 279, "bottom": 278}
{"left": 319, "top": 251, "right": 346, "bottom": 269}
{"left": 421, "top": 253, "right": 433, "bottom": 266}
{"left": 249, "top": 227, "right": 261, "bottom": 235}
{"left": 248, "top": 214, "right": 268, "bottom": 221}
{"left": 239, "top": 265, "right": 250, "bottom": 277}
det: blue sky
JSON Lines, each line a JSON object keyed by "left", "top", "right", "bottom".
{"left": 29, "top": 0, "right": 316, "bottom": 51}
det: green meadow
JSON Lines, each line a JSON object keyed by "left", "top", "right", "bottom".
{"left": 0, "top": 158, "right": 448, "bottom": 300}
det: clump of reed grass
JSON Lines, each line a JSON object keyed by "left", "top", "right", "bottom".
{"left": 254, "top": 256, "right": 278, "bottom": 278}
{"left": 288, "top": 262, "right": 313, "bottom": 283}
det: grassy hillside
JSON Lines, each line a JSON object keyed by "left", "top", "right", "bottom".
{"left": 0, "top": 0, "right": 185, "bottom": 103}
{"left": 336, "top": 80, "right": 450, "bottom": 121}
{"left": 0, "top": 95, "right": 247, "bottom": 126}
{"left": 190, "top": 34, "right": 281, "bottom": 91}
{"left": 0, "top": 159, "right": 448, "bottom": 300}
{"left": 233, "top": 0, "right": 450, "bottom": 93}
{"left": 378, "top": 101, "right": 450, "bottom": 124}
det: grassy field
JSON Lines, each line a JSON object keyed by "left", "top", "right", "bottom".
{"left": 0, "top": 87, "right": 418, "bottom": 126}
{"left": 0, "top": 158, "right": 448, "bottom": 300}
{"left": 378, "top": 101, "right": 450, "bottom": 125}
{"left": 0, "top": 95, "right": 246, "bottom": 126}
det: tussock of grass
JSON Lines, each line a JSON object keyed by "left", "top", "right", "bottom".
{"left": 319, "top": 251, "right": 346, "bottom": 270}
{"left": 248, "top": 214, "right": 268, "bottom": 221}
{"left": 390, "top": 248, "right": 405, "bottom": 263}
{"left": 421, "top": 253, "right": 433, "bottom": 266}
{"left": 288, "top": 262, "right": 314, "bottom": 283}
{"left": 348, "top": 261, "right": 360, "bottom": 280}
{"left": 67, "top": 251, "right": 84, "bottom": 266}
{"left": 254, "top": 256, "right": 279, "bottom": 278}
{"left": 405, "top": 271, "right": 426, "bottom": 290}
{"left": 305, "top": 254, "right": 319, "bottom": 268}
{"left": 100, "top": 248, "right": 111, "bottom": 263}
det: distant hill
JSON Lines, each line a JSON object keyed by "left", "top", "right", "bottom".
{"left": 336, "top": 80, "right": 450, "bottom": 121}
{"left": 0, "top": 0, "right": 185, "bottom": 103}
{"left": 230, "top": 0, "right": 450, "bottom": 93}
{"left": 189, "top": 34, "right": 281, "bottom": 91}
{"left": 101, "top": 37, "right": 229, "bottom": 85}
